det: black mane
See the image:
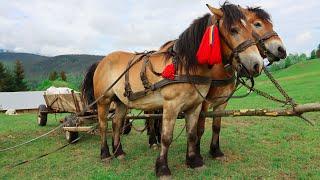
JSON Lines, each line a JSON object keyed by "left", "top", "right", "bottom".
{"left": 174, "top": 2, "right": 246, "bottom": 73}
{"left": 174, "top": 13, "right": 211, "bottom": 73}
{"left": 247, "top": 6, "right": 271, "bottom": 21}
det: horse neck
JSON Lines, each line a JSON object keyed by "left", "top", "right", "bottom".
{"left": 210, "top": 63, "right": 235, "bottom": 79}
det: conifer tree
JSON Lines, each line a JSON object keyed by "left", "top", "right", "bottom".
{"left": 14, "top": 60, "right": 28, "bottom": 91}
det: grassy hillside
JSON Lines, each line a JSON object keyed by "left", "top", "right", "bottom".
{"left": 0, "top": 60, "right": 319, "bottom": 179}
{"left": 230, "top": 59, "right": 320, "bottom": 109}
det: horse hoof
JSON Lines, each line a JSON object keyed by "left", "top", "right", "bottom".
{"left": 117, "top": 154, "right": 126, "bottom": 160}
{"left": 155, "top": 157, "right": 171, "bottom": 177}
{"left": 102, "top": 157, "right": 112, "bottom": 164}
{"left": 210, "top": 150, "right": 225, "bottom": 159}
{"left": 159, "top": 175, "right": 172, "bottom": 180}
{"left": 186, "top": 155, "right": 204, "bottom": 169}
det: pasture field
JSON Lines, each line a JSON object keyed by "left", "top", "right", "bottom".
{"left": 1, "top": 60, "right": 320, "bottom": 179}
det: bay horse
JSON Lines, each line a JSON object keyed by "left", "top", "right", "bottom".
{"left": 196, "top": 6, "right": 287, "bottom": 159}
{"left": 82, "top": 3, "right": 263, "bottom": 178}
{"left": 145, "top": 6, "right": 287, "bottom": 150}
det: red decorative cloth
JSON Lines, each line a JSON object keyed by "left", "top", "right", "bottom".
{"left": 161, "top": 63, "right": 175, "bottom": 80}
{"left": 196, "top": 25, "right": 222, "bottom": 65}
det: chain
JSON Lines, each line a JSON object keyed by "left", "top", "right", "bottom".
{"left": 240, "top": 82, "right": 288, "bottom": 104}
{"left": 263, "top": 68, "right": 297, "bottom": 108}
{"left": 239, "top": 68, "right": 297, "bottom": 107}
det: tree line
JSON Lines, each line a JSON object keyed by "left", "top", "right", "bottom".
{"left": 0, "top": 60, "right": 28, "bottom": 92}
{"left": 269, "top": 43, "right": 320, "bottom": 71}
{"left": 0, "top": 60, "right": 69, "bottom": 92}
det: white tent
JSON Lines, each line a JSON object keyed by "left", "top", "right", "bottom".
{"left": 0, "top": 91, "right": 45, "bottom": 111}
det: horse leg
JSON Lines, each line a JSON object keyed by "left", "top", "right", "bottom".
{"left": 196, "top": 101, "right": 210, "bottom": 157}
{"left": 98, "top": 101, "right": 112, "bottom": 162}
{"left": 148, "top": 117, "right": 158, "bottom": 148}
{"left": 155, "top": 111, "right": 162, "bottom": 145}
{"left": 209, "top": 103, "right": 227, "bottom": 158}
{"left": 185, "top": 104, "right": 204, "bottom": 169}
{"left": 112, "top": 100, "right": 128, "bottom": 159}
{"left": 155, "top": 103, "right": 178, "bottom": 178}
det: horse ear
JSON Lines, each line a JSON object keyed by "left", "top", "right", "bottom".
{"left": 206, "top": 4, "right": 223, "bottom": 19}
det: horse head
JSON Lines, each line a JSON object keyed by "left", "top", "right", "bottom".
{"left": 207, "top": 3, "right": 264, "bottom": 77}
{"left": 244, "top": 7, "right": 287, "bottom": 64}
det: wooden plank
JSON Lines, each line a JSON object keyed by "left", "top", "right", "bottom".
{"left": 63, "top": 126, "right": 95, "bottom": 132}
{"left": 71, "top": 90, "right": 80, "bottom": 113}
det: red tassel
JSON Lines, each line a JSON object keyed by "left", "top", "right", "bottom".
{"left": 196, "top": 25, "right": 222, "bottom": 65}
{"left": 196, "top": 26, "right": 212, "bottom": 65}
{"left": 162, "top": 64, "right": 175, "bottom": 80}
{"left": 210, "top": 26, "right": 222, "bottom": 65}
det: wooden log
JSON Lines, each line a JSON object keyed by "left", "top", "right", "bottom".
{"left": 125, "top": 103, "right": 320, "bottom": 119}
{"left": 63, "top": 126, "right": 95, "bottom": 132}
{"left": 206, "top": 103, "right": 320, "bottom": 117}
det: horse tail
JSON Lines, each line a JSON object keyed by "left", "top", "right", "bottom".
{"left": 81, "top": 62, "right": 99, "bottom": 110}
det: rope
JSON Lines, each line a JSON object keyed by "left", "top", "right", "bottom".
{"left": 129, "top": 110, "right": 147, "bottom": 133}
{"left": 0, "top": 122, "right": 66, "bottom": 152}
{"left": 172, "top": 125, "right": 186, "bottom": 142}
{"left": 4, "top": 126, "right": 101, "bottom": 169}
{"left": 5, "top": 135, "right": 82, "bottom": 169}
{"left": 240, "top": 67, "right": 314, "bottom": 125}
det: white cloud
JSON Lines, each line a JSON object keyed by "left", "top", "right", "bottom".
{"left": 295, "top": 31, "right": 312, "bottom": 43}
{"left": 0, "top": 0, "right": 319, "bottom": 56}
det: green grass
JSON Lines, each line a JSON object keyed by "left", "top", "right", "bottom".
{"left": 1, "top": 60, "right": 320, "bottom": 179}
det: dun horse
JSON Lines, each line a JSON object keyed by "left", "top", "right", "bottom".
{"left": 82, "top": 3, "right": 263, "bottom": 178}
{"left": 144, "top": 6, "right": 287, "bottom": 150}
{"left": 197, "top": 6, "right": 287, "bottom": 159}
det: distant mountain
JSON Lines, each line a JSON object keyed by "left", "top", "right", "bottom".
{"left": 0, "top": 52, "right": 104, "bottom": 81}
{"left": 30, "top": 54, "right": 104, "bottom": 79}
{"left": 0, "top": 49, "right": 9, "bottom": 53}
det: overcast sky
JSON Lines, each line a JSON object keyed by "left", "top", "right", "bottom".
{"left": 0, "top": 0, "right": 319, "bottom": 56}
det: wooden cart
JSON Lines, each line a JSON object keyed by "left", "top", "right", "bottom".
{"left": 37, "top": 90, "right": 100, "bottom": 143}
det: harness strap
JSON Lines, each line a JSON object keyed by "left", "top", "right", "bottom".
{"left": 151, "top": 75, "right": 212, "bottom": 91}
{"left": 124, "top": 58, "right": 135, "bottom": 98}
{"left": 211, "top": 75, "right": 236, "bottom": 87}
{"left": 124, "top": 53, "right": 152, "bottom": 98}
{"left": 126, "top": 75, "right": 211, "bottom": 101}
{"left": 140, "top": 57, "right": 152, "bottom": 89}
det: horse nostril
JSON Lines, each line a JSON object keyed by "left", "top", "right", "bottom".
{"left": 278, "top": 46, "right": 287, "bottom": 59}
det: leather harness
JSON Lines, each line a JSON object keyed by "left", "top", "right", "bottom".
{"left": 124, "top": 50, "right": 217, "bottom": 101}
{"left": 252, "top": 31, "right": 279, "bottom": 61}
{"left": 123, "top": 48, "right": 236, "bottom": 101}
{"left": 123, "top": 18, "right": 277, "bottom": 102}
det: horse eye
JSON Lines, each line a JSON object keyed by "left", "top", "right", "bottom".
{"left": 230, "top": 27, "right": 239, "bottom": 35}
{"left": 254, "top": 22, "right": 262, "bottom": 28}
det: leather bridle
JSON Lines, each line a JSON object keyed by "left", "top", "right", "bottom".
{"left": 216, "top": 20, "right": 256, "bottom": 77}
{"left": 252, "top": 30, "right": 279, "bottom": 63}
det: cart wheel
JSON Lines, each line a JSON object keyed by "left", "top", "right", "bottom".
{"left": 38, "top": 104, "right": 48, "bottom": 126}
{"left": 64, "top": 114, "right": 79, "bottom": 143}
{"left": 65, "top": 131, "right": 79, "bottom": 143}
